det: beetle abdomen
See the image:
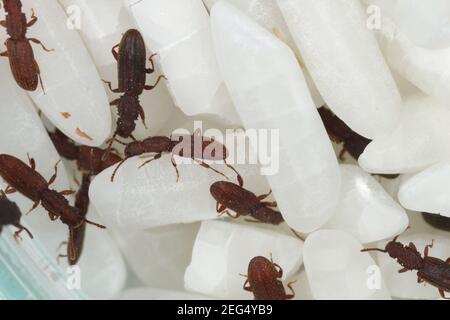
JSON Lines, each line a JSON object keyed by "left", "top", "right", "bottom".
{"left": 118, "top": 29, "right": 147, "bottom": 95}
{"left": 6, "top": 39, "right": 39, "bottom": 91}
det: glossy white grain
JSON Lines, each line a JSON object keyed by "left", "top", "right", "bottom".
{"left": 304, "top": 230, "right": 391, "bottom": 300}
{"left": 211, "top": 2, "right": 340, "bottom": 233}
{"left": 325, "top": 165, "right": 408, "bottom": 244}
{"left": 277, "top": 0, "right": 401, "bottom": 139}
{"left": 359, "top": 95, "right": 450, "bottom": 174}
{"left": 398, "top": 161, "right": 450, "bottom": 217}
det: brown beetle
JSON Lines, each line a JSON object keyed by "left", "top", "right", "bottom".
{"left": 318, "top": 106, "right": 399, "bottom": 179}
{"left": 58, "top": 174, "right": 91, "bottom": 265}
{"left": 110, "top": 129, "right": 241, "bottom": 183}
{"left": 0, "top": 190, "right": 32, "bottom": 240}
{"left": 243, "top": 256, "right": 295, "bottom": 300}
{"left": 102, "top": 29, "right": 166, "bottom": 153}
{"left": 0, "top": 0, "right": 52, "bottom": 91}
{"left": 48, "top": 129, "right": 122, "bottom": 175}
{"left": 362, "top": 236, "right": 450, "bottom": 299}
{"left": 0, "top": 154, "right": 105, "bottom": 253}
{"left": 210, "top": 179, "right": 283, "bottom": 225}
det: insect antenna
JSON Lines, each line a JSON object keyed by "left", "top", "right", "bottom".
{"left": 360, "top": 248, "right": 387, "bottom": 253}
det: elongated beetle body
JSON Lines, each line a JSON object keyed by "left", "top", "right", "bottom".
{"left": 103, "top": 29, "right": 166, "bottom": 150}
{"left": 243, "top": 256, "right": 295, "bottom": 300}
{"left": 318, "top": 106, "right": 399, "bottom": 179}
{"left": 49, "top": 129, "right": 122, "bottom": 175}
{"left": 210, "top": 180, "right": 283, "bottom": 225}
{"left": 110, "top": 129, "right": 241, "bottom": 183}
{"left": 0, "top": 190, "right": 32, "bottom": 240}
{"left": 0, "top": 154, "right": 105, "bottom": 259}
{"left": 59, "top": 174, "right": 91, "bottom": 265}
{"left": 362, "top": 236, "right": 450, "bottom": 299}
{"left": 0, "top": 0, "right": 52, "bottom": 91}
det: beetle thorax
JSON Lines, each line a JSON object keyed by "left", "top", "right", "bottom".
{"left": 40, "top": 190, "right": 83, "bottom": 227}
{"left": 387, "top": 242, "right": 423, "bottom": 270}
{"left": 5, "top": 13, "right": 27, "bottom": 39}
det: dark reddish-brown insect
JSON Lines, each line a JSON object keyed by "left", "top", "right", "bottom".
{"left": 103, "top": 29, "right": 166, "bottom": 153}
{"left": 0, "top": 190, "right": 33, "bottom": 240}
{"left": 318, "top": 106, "right": 399, "bottom": 179}
{"left": 58, "top": 174, "right": 91, "bottom": 265}
{"left": 361, "top": 236, "right": 450, "bottom": 299}
{"left": 48, "top": 129, "right": 123, "bottom": 175}
{"left": 110, "top": 129, "right": 241, "bottom": 183}
{"left": 422, "top": 212, "right": 450, "bottom": 232}
{"left": 243, "top": 256, "right": 295, "bottom": 300}
{"left": 0, "top": 154, "right": 105, "bottom": 260}
{"left": 0, "top": 0, "right": 52, "bottom": 91}
{"left": 210, "top": 178, "right": 283, "bottom": 225}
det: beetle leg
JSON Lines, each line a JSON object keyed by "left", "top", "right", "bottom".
{"left": 261, "top": 201, "right": 277, "bottom": 208}
{"left": 439, "top": 288, "right": 449, "bottom": 300}
{"left": 48, "top": 212, "right": 59, "bottom": 221}
{"left": 138, "top": 153, "right": 162, "bottom": 169}
{"left": 219, "top": 210, "right": 239, "bottom": 219}
{"left": 13, "top": 223, "right": 33, "bottom": 240}
{"left": 338, "top": 148, "right": 347, "bottom": 161}
{"left": 216, "top": 202, "right": 226, "bottom": 214}
{"left": 5, "top": 186, "right": 17, "bottom": 194}
{"left": 243, "top": 279, "right": 252, "bottom": 292}
{"left": 84, "top": 218, "right": 106, "bottom": 229}
{"left": 56, "top": 254, "right": 68, "bottom": 265}
{"left": 417, "top": 276, "right": 425, "bottom": 284}
{"left": 193, "top": 158, "right": 229, "bottom": 180}
{"left": 56, "top": 241, "right": 68, "bottom": 252}
{"left": 423, "top": 240, "right": 434, "bottom": 257}
{"left": 257, "top": 190, "right": 272, "bottom": 201}
{"left": 111, "top": 44, "right": 120, "bottom": 61}
{"left": 0, "top": 20, "right": 5, "bottom": 28}
{"left": 73, "top": 170, "right": 80, "bottom": 187}
{"left": 102, "top": 79, "right": 122, "bottom": 93}
{"left": 26, "top": 200, "right": 40, "bottom": 215}
{"left": 48, "top": 160, "right": 61, "bottom": 186}
{"left": 398, "top": 267, "right": 409, "bottom": 273}
{"left": 138, "top": 104, "right": 147, "bottom": 129}
{"left": 110, "top": 98, "right": 120, "bottom": 106}
{"left": 33, "top": 59, "right": 46, "bottom": 94}
{"left": 68, "top": 227, "right": 76, "bottom": 262}
{"left": 144, "top": 75, "right": 167, "bottom": 91}
{"left": 27, "top": 153, "right": 36, "bottom": 171}
{"left": 60, "top": 190, "right": 76, "bottom": 196}
{"left": 27, "top": 9, "right": 38, "bottom": 27}
{"left": 0, "top": 50, "right": 7, "bottom": 57}
{"left": 28, "top": 38, "right": 54, "bottom": 52}
{"left": 273, "top": 263, "right": 284, "bottom": 278}
{"left": 244, "top": 218, "right": 263, "bottom": 224}
{"left": 146, "top": 53, "right": 158, "bottom": 74}
{"left": 171, "top": 155, "right": 180, "bottom": 182}
{"left": 285, "top": 280, "right": 296, "bottom": 300}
